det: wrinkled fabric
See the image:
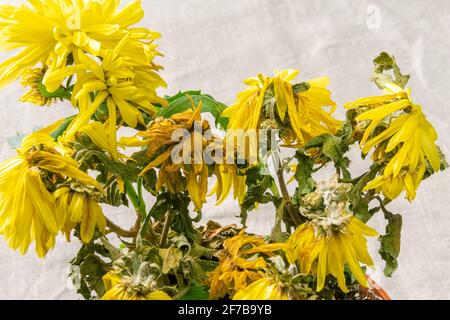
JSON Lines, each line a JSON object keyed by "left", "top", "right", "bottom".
{"left": 0, "top": 0, "right": 450, "bottom": 299}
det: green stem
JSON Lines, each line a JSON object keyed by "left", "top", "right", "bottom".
{"left": 51, "top": 115, "right": 76, "bottom": 140}
{"left": 270, "top": 180, "right": 280, "bottom": 197}
{"left": 124, "top": 179, "right": 157, "bottom": 243}
{"left": 124, "top": 179, "right": 145, "bottom": 217}
{"left": 276, "top": 168, "right": 301, "bottom": 226}
{"left": 159, "top": 210, "right": 174, "bottom": 248}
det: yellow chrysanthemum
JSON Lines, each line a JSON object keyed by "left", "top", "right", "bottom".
{"left": 47, "top": 41, "right": 166, "bottom": 151}
{"left": 54, "top": 187, "right": 106, "bottom": 243}
{"left": 211, "top": 164, "right": 246, "bottom": 205}
{"left": 0, "top": 0, "right": 161, "bottom": 87}
{"left": 20, "top": 67, "right": 54, "bottom": 106}
{"left": 346, "top": 83, "right": 441, "bottom": 201}
{"left": 222, "top": 69, "right": 341, "bottom": 147}
{"left": 286, "top": 213, "right": 378, "bottom": 293}
{"left": 233, "top": 278, "right": 288, "bottom": 300}
{"left": 101, "top": 272, "right": 172, "bottom": 300}
{"left": 79, "top": 121, "right": 120, "bottom": 160}
{"left": 0, "top": 132, "right": 101, "bottom": 257}
{"left": 121, "top": 103, "right": 245, "bottom": 210}
{"left": 121, "top": 104, "right": 208, "bottom": 210}
{"left": 208, "top": 230, "right": 285, "bottom": 299}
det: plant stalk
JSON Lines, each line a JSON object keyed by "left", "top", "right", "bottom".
{"left": 159, "top": 210, "right": 174, "bottom": 248}
{"left": 124, "top": 179, "right": 157, "bottom": 244}
{"left": 276, "top": 168, "right": 301, "bottom": 226}
{"left": 106, "top": 217, "right": 138, "bottom": 238}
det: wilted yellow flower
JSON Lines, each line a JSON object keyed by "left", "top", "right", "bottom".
{"left": 79, "top": 121, "right": 120, "bottom": 160}
{"left": 208, "top": 231, "right": 285, "bottom": 299}
{"left": 0, "top": 132, "right": 101, "bottom": 257}
{"left": 54, "top": 187, "right": 106, "bottom": 243}
{"left": 20, "top": 68, "right": 54, "bottom": 106}
{"left": 47, "top": 40, "right": 166, "bottom": 150}
{"left": 101, "top": 272, "right": 172, "bottom": 300}
{"left": 346, "top": 83, "right": 441, "bottom": 200}
{"left": 222, "top": 74, "right": 270, "bottom": 132}
{"left": 0, "top": 0, "right": 161, "bottom": 88}
{"left": 121, "top": 103, "right": 245, "bottom": 210}
{"left": 233, "top": 278, "right": 288, "bottom": 300}
{"left": 122, "top": 104, "right": 208, "bottom": 210}
{"left": 211, "top": 164, "right": 246, "bottom": 205}
{"left": 286, "top": 210, "right": 377, "bottom": 293}
{"left": 222, "top": 69, "right": 341, "bottom": 147}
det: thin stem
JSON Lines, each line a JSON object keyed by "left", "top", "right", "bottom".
{"left": 124, "top": 179, "right": 157, "bottom": 244}
{"left": 106, "top": 217, "right": 138, "bottom": 238}
{"left": 276, "top": 168, "right": 301, "bottom": 226}
{"left": 375, "top": 196, "right": 393, "bottom": 218}
{"left": 124, "top": 179, "right": 145, "bottom": 216}
{"left": 159, "top": 210, "right": 174, "bottom": 248}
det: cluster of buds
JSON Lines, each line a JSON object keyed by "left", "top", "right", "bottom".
{"left": 301, "top": 175, "right": 354, "bottom": 238}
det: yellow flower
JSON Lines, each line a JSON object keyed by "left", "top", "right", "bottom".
{"left": 207, "top": 231, "right": 285, "bottom": 299}
{"left": 121, "top": 104, "right": 208, "bottom": 210}
{"left": 122, "top": 103, "right": 246, "bottom": 210}
{"left": 0, "top": 0, "right": 161, "bottom": 87}
{"left": 211, "top": 164, "right": 246, "bottom": 205}
{"left": 222, "top": 74, "right": 271, "bottom": 131}
{"left": 79, "top": 121, "right": 120, "bottom": 160}
{"left": 101, "top": 272, "right": 172, "bottom": 300}
{"left": 20, "top": 68, "right": 54, "bottom": 106}
{"left": 286, "top": 214, "right": 377, "bottom": 293}
{"left": 54, "top": 187, "right": 106, "bottom": 243}
{"left": 222, "top": 69, "right": 341, "bottom": 147}
{"left": 47, "top": 41, "right": 166, "bottom": 151}
{"left": 346, "top": 83, "right": 441, "bottom": 200}
{"left": 233, "top": 278, "right": 288, "bottom": 300}
{"left": 0, "top": 132, "right": 101, "bottom": 257}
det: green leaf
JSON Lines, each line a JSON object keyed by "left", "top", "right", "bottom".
{"left": 239, "top": 165, "right": 278, "bottom": 225}
{"left": 79, "top": 255, "right": 109, "bottom": 290}
{"left": 305, "top": 134, "right": 351, "bottom": 180}
{"left": 348, "top": 170, "right": 378, "bottom": 223}
{"left": 165, "top": 90, "right": 201, "bottom": 103}
{"left": 179, "top": 284, "right": 209, "bottom": 300}
{"left": 100, "top": 238, "right": 122, "bottom": 262}
{"left": 379, "top": 213, "right": 402, "bottom": 277}
{"left": 195, "top": 259, "right": 219, "bottom": 273}
{"left": 38, "top": 82, "right": 71, "bottom": 100}
{"left": 292, "top": 82, "right": 311, "bottom": 94}
{"left": 51, "top": 115, "right": 76, "bottom": 140}
{"left": 294, "top": 151, "right": 316, "bottom": 196}
{"left": 270, "top": 200, "right": 287, "bottom": 242}
{"left": 159, "top": 91, "right": 229, "bottom": 129}
{"left": 165, "top": 193, "right": 201, "bottom": 242}
{"left": 372, "top": 52, "right": 410, "bottom": 89}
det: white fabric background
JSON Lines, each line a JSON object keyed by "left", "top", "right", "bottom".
{"left": 1, "top": 0, "right": 450, "bottom": 300}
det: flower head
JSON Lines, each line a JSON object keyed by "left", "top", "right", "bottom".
{"left": 121, "top": 103, "right": 246, "bottom": 210}
{"left": 20, "top": 67, "right": 54, "bottom": 106}
{"left": 54, "top": 186, "right": 106, "bottom": 243}
{"left": 222, "top": 69, "right": 341, "bottom": 148}
{"left": 0, "top": 0, "right": 161, "bottom": 87}
{"left": 286, "top": 210, "right": 377, "bottom": 293}
{"left": 79, "top": 121, "right": 121, "bottom": 160}
{"left": 0, "top": 131, "right": 101, "bottom": 257}
{"left": 207, "top": 230, "right": 285, "bottom": 299}
{"left": 46, "top": 41, "right": 167, "bottom": 151}
{"left": 233, "top": 278, "right": 288, "bottom": 300}
{"left": 346, "top": 83, "right": 441, "bottom": 200}
{"left": 101, "top": 271, "right": 172, "bottom": 300}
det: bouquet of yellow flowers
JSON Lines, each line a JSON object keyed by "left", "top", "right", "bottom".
{"left": 0, "top": 0, "right": 446, "bottom": 300}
